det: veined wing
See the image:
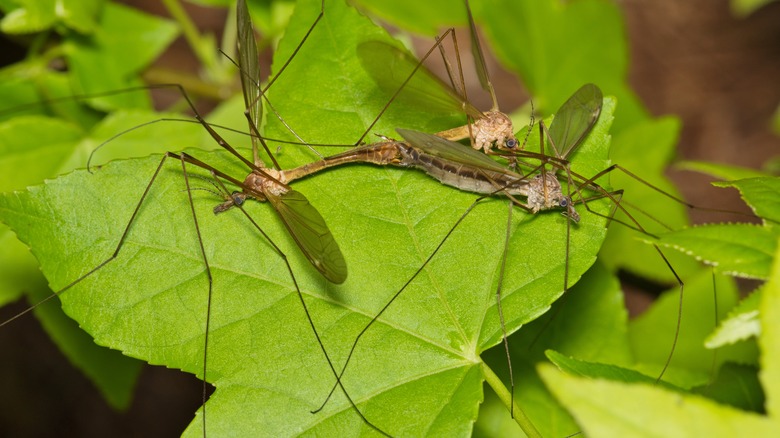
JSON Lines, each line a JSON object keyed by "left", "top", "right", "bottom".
{"left": 548, "top": 83, "right": 603, "bottom": 159}
{"left": 465, "top": 0, "right": 499, "bottom": 111}
{"left": 397, "top": 128, "right": 517, "bottom": 176}
{"left": 237, "top": 0, "right": 263, "bottom": 155}
{"left": 358, "top": 41, "right": 483, "bottom": 120}
{"left": 267, "top": 190, "right": 347, "bottom": 284}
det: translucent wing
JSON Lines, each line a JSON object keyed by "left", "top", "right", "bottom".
{"left": 237, "top": 0, "right": 263, "bottom": 156}
{"left": 358, "top": 41, "right": 483, "bottom": 120}
{"left": 397, "top": 128, "right": 515, "bottom": 175}
{"left": 267, "top": 190, "right": 347, "bottom": 284}
{"left": 465, "top": 0, "right": 498, "bottom": 110}
{"left": 548, "top": 83, "right": 603, "bottom": 159}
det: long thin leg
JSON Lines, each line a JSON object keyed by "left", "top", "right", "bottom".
{"left": 178, "top": 154, "right": 214, "bottom": 437}
{"left": 495, "top": 199, "right": 515, "bottom": 417}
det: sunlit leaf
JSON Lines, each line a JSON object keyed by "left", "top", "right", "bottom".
{"left": 706, "top": 288, "right": 762, "bottom": 348}
{"left": 629, "top": 270, "right": 754, "bottom": 388}
{"left": 479, "top": 262, "right": 631, "bottom": 437}
{"left": 713, "top": 177, "right": 780, "bottom": 225}
{"left": 539, "top": 364, "right": 777, "bottom": 437}
{"left": 650, "top": 224, "right": 779, "bottom": 280}
{"left": 759, "top": 234, "right": 780, "bottom": 417}
{"left": 676, "top": 160, "right": 768, "bottom": 181}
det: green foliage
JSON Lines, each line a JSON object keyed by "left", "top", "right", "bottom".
{"left": 0, "top": 0, "right": 777, "bottom": 436}
{"left": 714, "top": 177, "right": 780, "bottom": 225}
{"left": 730, "top": 0, "right": 780, "bottom": 17}
{"left": 538, "top": 225, "right": 780, "bottom": 437}
{"left": 706, "top": 288, "right": 762, "bottom": 348}
{"left": 0, "top": 0, "right": 102, "bottom": 34}
{"left": 676, "top": 160, "right": 769, "bottom": 181}
{"left": 539, "top": 362, "right": 776, "bottom": 437}
{"left": 0, "top": 0, "right": 218, "bottom": 413}
{"left": 651, "top": 223, "right": 778, "bottom": 279}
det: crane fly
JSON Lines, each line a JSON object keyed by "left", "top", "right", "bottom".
{"left": 273, "top": 81, "right": 601, "bottom": 420}
{"left": 355, "top": 28, "right": 522, "bottom": 154}
{"left": 334, "top": 2, "right": 706, "bottom": 420}
{"left": 281, "top": 81, "right": 706, "bottom": 437}
{"left": 0, "top": 0, "right": 743, "bottom": 436}
{"left": 261, "top": 1, "right": 763, "bottom": 435}
{"left": 0, "top": 0, "right": 399, "bottom": 436}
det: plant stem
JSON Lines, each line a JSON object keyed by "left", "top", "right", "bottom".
{"left": 481, "top": 361, "right": 542, "bottom": 438}
{"left": 142, "top": 66, "right": 235, "bottom": 102}
{"left": 161, "top": 0, "right": 217, "bottom": 76}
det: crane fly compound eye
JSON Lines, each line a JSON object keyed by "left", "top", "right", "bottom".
{"left": 231, "top": 191, "right": 244, "bottom": 206}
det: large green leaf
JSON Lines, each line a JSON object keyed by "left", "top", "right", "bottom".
{"left": 478, "top": 261, "right": 633, "bottom": 437}
{"left": 0, "top": 0, "right": 615, "bottom": 435}
{"left": 539, "top": 363, "right": 777, "bottom": 437}
{"left": 0, "top": 0, "right": 102, "bottom": 34}
{"left": 476, "top": 0, "right": 646, "bottom": 132}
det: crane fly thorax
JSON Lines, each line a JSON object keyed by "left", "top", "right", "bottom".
{"left": 244, "top": 167, "right": 288, "bottom": 198}
{"left": 377, "top": 141, "right": 408, "bottom": 165}
{"left": 527, "top": 172, "right": 564, "bottom": 212}
{"left": 213, "top": 167, "right": 287, "bottom": 214}
{"left": 472, "top": 110, "right": 518, "bottom": 154}
{"left": 526, "top": 171, "right": 580, "bottom": 222}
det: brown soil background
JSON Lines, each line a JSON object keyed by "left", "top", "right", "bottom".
{"left": 0, "top": 0, "right": 778, "bottom": 435}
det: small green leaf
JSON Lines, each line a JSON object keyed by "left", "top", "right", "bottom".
{"left": 479, "top": 262, "right": 631, "bottom": 437}
{"left": 713, "top": 177, "right": 780, "bottom": 225}
{"left": 546, "top": 350, "right": 678, "bottom": 389}
{"left": 650, "top": 224, "right": 779, "bottom": 280}
{"left": 1, "top": 0, "right": 102, "bottom": 34}
{"left": 1, "top": 0, "right": 56, "bottom": 33}
{"left": 0, "top": 116, "right": 83, "bottom": 189}
{"left": 477, "top": 0, "right": 646, "bottom": 131}
{"left": 0, "top": 229, "right": 36, "bottom": 305}
{"left": 692, "top": 363, "right": 765, "bottom": 413}
{"left": 601, "top": 116, "right": 702, "bottom": 284}
{"left": 759, "top": 232, "right": 780, "bottom": 417}
{"left": 706, "top": 288, "right": 762, "bottom": 348}
{"left": 539, "top": 364, "right": 777, "bottom": 437}
{"left": 676, "top": 160, "right": 768, "bottom": 181}
{"left": 351, "top": 0, "right": 463, "bottom": 35}
{"left": 188, "top": 0, "right": 234, "bottom": 7}
{"left": 0, "top": 68, "right": 103, "bottom": 129}
{"left": 65, "top": 2, "right": 179, "bottom": 111}
{"left": 764, "top": 156, "right": 780, "bottom": 175}
{"left": 731, "top": 0, "right": 780, "bottom": 17}
{"left": 629, "top": 270, "right": 755, "bottom": 388}
{"left": 0, "top": 115, "right": 84, "bottom": 305}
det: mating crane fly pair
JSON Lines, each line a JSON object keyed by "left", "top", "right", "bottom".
{"left": 0, "top": 0, "right": 703, "bottom": 436}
